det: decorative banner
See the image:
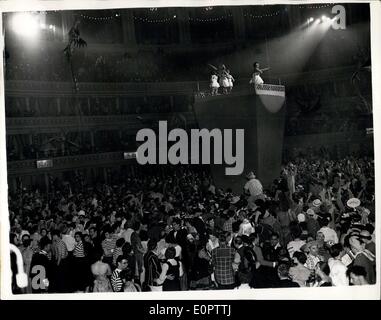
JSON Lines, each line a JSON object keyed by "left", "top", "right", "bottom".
{"left": 255, "top": 84, "right": 286, "bottom": 114}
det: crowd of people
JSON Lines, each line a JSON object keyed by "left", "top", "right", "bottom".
{"left": 9, "top": 152, "right": 376, "bottom": 294}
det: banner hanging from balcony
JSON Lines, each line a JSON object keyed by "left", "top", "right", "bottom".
{"left": 255, "top": 84, "right": 285, "bottom": 114}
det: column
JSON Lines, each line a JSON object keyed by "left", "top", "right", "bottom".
{"left": 103, "top": 168, "right": 108, "bottom": 183}
{"left": 61, "top": 12, "right": 75, "bottom": 42}
{"left": 169, "top": 96, "right": 174, "bottom": 111}
{"left": 25, "top": 97, "right": 30, "bottom": 114}
{"left": 231, "top": 7, "right": 246, "bottom": 41}
{"left": 87, "top": 97, "right": 91, "bottom": 115}
{"left": 287, "top": 5, "right": 302, "bottom": 29}
{"left": 44, "top": 173, "right": 49, "bottom": 194}
{"left": 90, "top": 131, "right": 95, "bottom": 152}
{"left": 116, "top": 97, "right": 120, "bottom": 114}
{"left": 56, "top": 98, "right": 61, "bottom": 116}
{"left": 176, "top": 8, "right": 191, "bottom": 44}
{"left": 121, "top": 10, "right": 137, "bottom": 46}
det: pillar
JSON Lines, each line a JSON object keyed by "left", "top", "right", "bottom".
{"left": 61, "top": 12, "right": 75, "bottom": 42}
{"left": 176, "top": 8, "right": 191, "bottom": 44}
{"left": 287, "top": 5, "right": 302, "bottom": 29}
{"left": 232, "top": 7, "right": 246, "bottom": 41}
{"left": 121, "top": 10, "right": 137, "bottom": 46}
{"left": 56, "top": 98, "right": 61, "bottom": 116}
{"left": 90, "top": 131, "right": 95, "bottom": 152}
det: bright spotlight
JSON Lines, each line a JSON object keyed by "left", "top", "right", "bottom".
{"left": 309, "top": 17, "right": 314, "bottom": 22}
{"left": 322, "top": 15, "right": 328, "bottom": 21}
{"left": 49, "top": 24, "right": 54, "bottom": 30}
{"left": 316, "top": 18, "right": 321, "bottom": 23}
{"left": 12, "top": 13, "right": 39, "bottom": 37}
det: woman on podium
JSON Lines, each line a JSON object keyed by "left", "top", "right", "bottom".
{"left": 250, "top": 62, "right": 270, "bottom": 85}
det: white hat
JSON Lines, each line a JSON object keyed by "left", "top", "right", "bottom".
{"left": 297, "top": 213, "right": 306, "bottom": 223}
{"left": 306, "top": 208, "right": 315, "bottom": 216}
{"left": 312, "top": 199, "right": 322, "bottom": 207}
{"left": 347, "top": 198, "right": 361, "bottom": 208}
{"left": 78, "top": 210, "right": 86, "bottom": 216}
{"left": 230, "top": 196, "right": 240, "bottom": 204}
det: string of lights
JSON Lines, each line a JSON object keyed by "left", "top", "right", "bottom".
{"left": 243, "top": 10, "right": 281, "bottom": 19}
{"left": 189, "top": 14, "right": 232, "bottom": 22}
{"left": 79, "top": 9, "right": 281, "bottom": 23}
{"left": 133, "top": 16, "right": 176, "bottom": 23}
{"left": 298, "top": 3, "right": 334, "bottom": 9}
{"left": 79, "top": 13, "right": 121, "bottom": 21}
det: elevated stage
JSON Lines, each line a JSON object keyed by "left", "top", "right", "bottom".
{"left": 193, "top": 84, "right": 286, "bottom": 194}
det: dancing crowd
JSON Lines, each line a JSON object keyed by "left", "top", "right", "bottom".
{"left": 9, "top": 153, "right": 376, "bottom": 294}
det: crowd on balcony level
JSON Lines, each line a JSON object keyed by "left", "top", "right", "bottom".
{"left": 5, "top": 47, "right": 213, "bottom": 83}
{"left": 5, "top": 95, "right": 190, "bottom": 118}
{"left": 9, "top": 150, "right": 376, "bottom": 294}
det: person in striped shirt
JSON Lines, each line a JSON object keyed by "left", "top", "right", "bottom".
{"left": 73, "top": 232, "right": 88, "bottom": 292}
{"left": 51, "top": 229, "right": 69, "bottom": 292}
{"left": 52, "top": 229, "right": 68, "bottom": 266}
{"left": 111, "top": 255, "right": 128, "bottom": 292}
{"left": 113, "top": 238, "right": 125, "bottom": 267}
{"left": 102, "top": 227, "right": 117, "bottom": 266}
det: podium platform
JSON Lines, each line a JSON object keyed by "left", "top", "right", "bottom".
{"left": 193, "top": 84, "right": 286, "bottom": 193}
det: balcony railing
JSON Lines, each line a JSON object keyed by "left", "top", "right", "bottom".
{"left": 4, "top": 66, "right": 357, "bottom": 97}
{"left": 6, "top": 112, "right": 197, "bottom": 134}
{"left": 7, "top": 151, "right": 129, "bottom": 175}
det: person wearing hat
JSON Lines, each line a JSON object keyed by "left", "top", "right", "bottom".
{"left": 317, "top": 217, "right": 339, "bottom": 244}
{"left": 244, "top": 172, "right": 264, "bottom": 210}
{"left": 305, "top": 240, "right": 323, "bottom": 270}
{"left": 359, "top": 229, "right": 375, "bottom": 255}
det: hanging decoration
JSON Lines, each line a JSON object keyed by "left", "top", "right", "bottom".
{"left": 189, "top": 13, "right": 232, "bottom": 22}
{"left": 78, "top": 8, "right": 283, "bottom": 24}
{"left": 243, "top": 10, "right": 281, "bottom": 19}
{"left": 133, "top": 15, "right": 177, "bottom": 23}
{"left": 298, "top": 3, "right": 334, "bottom": 9}
{"left": 79, "top": 13, "right": 121, "bottom": 21}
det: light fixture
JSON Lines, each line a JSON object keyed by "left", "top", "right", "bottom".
{"left": 11, "top": 12, "right": 39, "bottom": 38}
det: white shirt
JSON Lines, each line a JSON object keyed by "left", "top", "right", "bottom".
{"left": 287, "top": 240, "right": 306, "bottom": 257}
{"left": 62, "top": 234, "right": 76, "bottom": 252}
{"left": 121, "top": 228, "right": 134, "bottom": 244}
{"left": 328, "top": 258, "right": 349, "bottom": 286}
{"left": 239, "top": 220, "right": 255, "bottom": 236}
{"left": 318, "top": 226, "right": 339, "bottom": 244}
{"left": 244, "top": 179, "right": 263, "bottom": 197}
